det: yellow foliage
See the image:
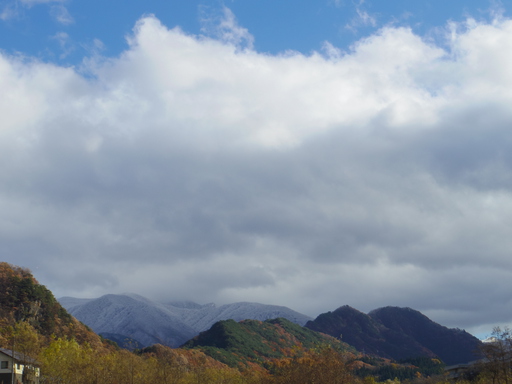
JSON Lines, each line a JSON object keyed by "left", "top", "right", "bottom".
{"left": 37, "top": 337, "right": 261, "bottom": 384}
{"left": 264, "top": 346, "right": 362, "bottom": 384}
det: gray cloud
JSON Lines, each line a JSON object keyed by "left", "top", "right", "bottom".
{"left": 1, "top": 13, "right": 512, "bottom": 336}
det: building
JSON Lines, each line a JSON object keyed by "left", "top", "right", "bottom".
{"left": 0, "top": 349, "right": 39, "bottom": 384}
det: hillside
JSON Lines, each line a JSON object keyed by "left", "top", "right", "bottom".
{"left": 60, "top": 293, "right": 312, "bottom": 348}
{"left": 182, "top": 317, "right": 354, "bottom": 370}
{"left": 305, "top": 305, "right": 481, "bottom": 365}
{"left": 369, "top": 306, "right": 481, "bottom": 365}
{"left": 0, "top": 262, "right": 107, "bottom": 350}
{"left": 60, "top": 293, "right": 198, "bottom": 348}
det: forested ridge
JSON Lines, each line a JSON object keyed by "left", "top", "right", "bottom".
{"left": 0, "top": 262, "right": 105, "bottom": 349}
{"left": 305, "top": 305, "right": 481, "bottom": 365}
{"left": 182, "top": 317, "right": 354, "bottom": 369}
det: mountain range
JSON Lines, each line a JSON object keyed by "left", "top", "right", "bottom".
{"left": 59, "top": 293, "right": 312, "bottom": 348}
{"left": 0, "top": 261, "right": 485, "bottom": 382}
{"left": 305, "top": 305, "right": 481, "bottom": 365}
{"left": 60, "top": 293, "right": 482, "bottom": 366}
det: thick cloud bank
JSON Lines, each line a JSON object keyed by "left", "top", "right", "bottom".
{"left": 3, "top": 14, "right": 512, "bottom": 334}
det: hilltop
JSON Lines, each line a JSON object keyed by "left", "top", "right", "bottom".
{"left": 0, "top": 262, "right": 106, "bottom": 350}
{"left": 182, "top": 317, "right": 353, "bottom": 370}
{"left": 305, "top": 305, "right": 481, "bottom": 365}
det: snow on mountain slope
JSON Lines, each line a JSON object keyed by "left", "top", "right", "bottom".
{"left": 59, "top": 296, "right": 94, "bottom": 310}
{"left": 60, "top": 294, "right": 312, "bottom": 348}
{"left": 63, "top": 294, "right": 197, "bottom": 347}
{"left": 165, "top": 301, "right": 312, "bottom": 332}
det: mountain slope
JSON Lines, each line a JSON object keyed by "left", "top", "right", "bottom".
{"left": 60, "top": 294, "right": 312, "bottom": 348}
{"left": 165, "top": 301, "right": 312, "bottom": 332}
{"left": 182, "top": 317, "right": 352, "bottom": 369}
{"left": 0, "top": 262, "right": 106, "bottom": 350}
{"left": 62, "top": 294, "right": 198, "bottom": 347}
{"left": 305, "top": 305, "right": 481, "bottom": 365}
{"left": 369, "top": 306, "right": 480, "bottom": 365}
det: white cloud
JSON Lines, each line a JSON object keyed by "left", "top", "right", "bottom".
{"left": 50, "top": 4, "right": 73, "bottom": 25}
{"left": 1, "top": 0, "right": 72, "bottom": 24}
{"left": 322, "top": 41, "right": 343, "bottom": 59}
{"left": 0, "top": 3, "right": 16, "bottom": 20}
{"left": 3, "top": 13, "right": 512, "bottom": 333}
{"left": 345, "top": 0, "right": 377, "bottom": 32}
{"left": 51, "top": 31, "right": 74, "bottom": 58}
{"left": 199, "top": 6, "right": 254, "bottom": 50}
{"left": 488, "top": 0, "right": 506, "bottom": 23}
{"left": 356, "top": 8, "right": 377, "bottom": 27}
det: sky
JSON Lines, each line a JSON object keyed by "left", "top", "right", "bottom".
{"left": 2, "top": 0, "right": 512, "bottom": 338}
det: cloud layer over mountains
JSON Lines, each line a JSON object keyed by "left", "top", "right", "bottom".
{"left": 2, "top": 11, "right": 512, "bottom": 335}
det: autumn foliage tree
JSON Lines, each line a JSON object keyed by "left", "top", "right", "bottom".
{"left": 263, "top": 345, "right": 362, "bottom": 384}
{"left": 39, "top": 338, "right": 257, "bottom": 384}
{"left": 1, "top": 321, "right": 43, "bottom": 361}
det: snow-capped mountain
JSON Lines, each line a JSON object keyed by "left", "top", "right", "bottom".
{"left": 60, "top": 294, "right": 197, "bottom": 347}
{"left": 163, "top": 300, "right": 312, "bottom": 332}
{"left": 59, "top": 294, "right": 312, "bottom": 348}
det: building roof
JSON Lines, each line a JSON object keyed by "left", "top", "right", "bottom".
{"left": 0, "top": 348, "right": 39, "bottom": 365}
